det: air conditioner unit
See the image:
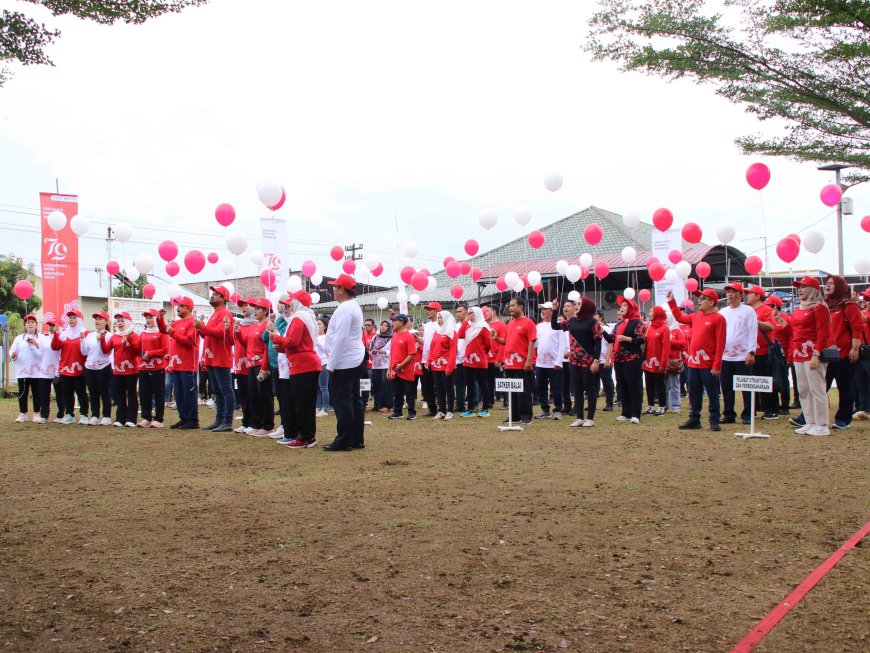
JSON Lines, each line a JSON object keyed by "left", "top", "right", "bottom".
{"left": 841, "top": 197, "right": 853, "bottom": 215}
{"left": 604, "top": 291, "right": 618, "bottom": 306}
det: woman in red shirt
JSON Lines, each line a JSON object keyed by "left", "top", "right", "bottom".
{"left": 766, "top": 296, "right": 794, "bottom": 414}
{"left": 50, "top": 309, "right": 89, "bottom": 425}
{"left": 664, "top": 307, "right": 686, "bottom": 413}
{"left": 458, "top": 307, "right": 493, "bottom": 417}
{"left": 790, "top": 277, "right": 833, "bottom": 436}
{"left": 427, "top": 310, "right": 457, "bottom": 420}
{"left": 642, "top": 306, "right": 670, "bottom": 416}
{"left": 138, "top": 309, "right": 169, "bottom": 428}
{"left": 242, "top": 298, "right": 273, "bottom": 436}
{"left": 824, "top": 275, "right": 864, "bottom": 429}
{"left": 101, "top": 311, "right": 141, "bottom": 427}
{"left": 604, "top": 297, "right": 645, "bottom": 424}
{"left": 854, "top": 290, "right": 870, "bottom": 419}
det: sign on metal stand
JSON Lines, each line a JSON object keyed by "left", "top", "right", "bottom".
{"left": 733, "top": 375, "right": 773, "bottom": 440}
{"left": 495, "top": 378, "right": 524, "bottom": 431}
{"left": 360, "top": 378, "right": 372, "bottom": 425}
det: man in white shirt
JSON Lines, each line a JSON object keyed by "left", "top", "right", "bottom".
{"left": 718, "top": 282, "right": 758, "bottom": 424}
{"left": 535, "top": 302, "right": 564, "bottom": 419}
{"left": 419, "top": 302, "right": 441, "bottom": 417}
{"left": 595, "top": 309, "right": 615, "bottom": 411}
{"left": 322, "top": 274, "right": 366, "bottom": 451}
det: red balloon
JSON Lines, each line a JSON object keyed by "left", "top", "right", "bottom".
{"left": 372, "top": 263, "right": 384, "bottom": 277}
{"left": 142, "top": 283, "right": 156, "bottom": 299}
{"left": 460, "top": 261, "right": 472, "bottom": 275}
{"left": 330, "top": 246, "right": 344, "bottom": 261}
{"left": 638, "top": 289, "right": 651, "bottom": 303}
{"left": 184, "top": 250, "right": 206, "bottom": 275}
{"left": 652, "top": 208, "right": 674, "bottom": 232}
{"left": 695, "top": 261, "right": 711, "bottom": 279}
{"left": 533, "top": 283, "right": 544, "bottom": 293}
{"left": 207, "top": 252, "right": 219, "bottom": 264}
{"left": 419, "top": 268, "right": 431, "bottom": 277}
{"left": 13, "top": 279, "right": 34, "bottom": 300}
{"left": 776, "top": 237, "right": 800, "bottom": 264}
{"left": 400, "top": 265, "right": 416, "bottom": 284}
{"left": 342, "top": 259, "right": 356, "bottom": 274}
{"left": 230, "top": 291, "right": 241, "bottom": 304}
{"left": 158, "top": 240, "right": 178, "bottom": 262}
{"left": 269, "top": 188, "right": 286, "bottom": 211}
{"left": 862, "top": 215, "right": 870, "bottom": 233}
{"left": 584, "top": 223, "right": 603, "bottom": 246}
{"left": 443, "top": 256, "right": 456, "bottom": 268}
{"left": 681, "top": 222, "right": 703, "bottom": 244}
{"left": 668, "top": 249, "right": 682, "bottom": 264}
{"left": 685, "top": 278, "right": 699, "bottom": 293}
{"left": 496, "top": 276, "right": 508, "bottom": 292}
{"left": 446, "top": 261, "right": 461, "bottom": 278}
{"left": 648, "top": 262, "right": 666, "bottom": 282}
{"left": 593, "top": 261, "right": 610, "bottom": 279}
{"left": 786, "top": 233, "right": 801, "bottom": 246}
{"left": 410, "top": 272, "right": 428, "bottom": 292}
{"left": 450, "top": 284, "right": 464, "bottom": 299}
{"left": 471, "top": 267, "right": 483, "bottom": 282}
{"left": 268, "top": 282, "right": 277, "bottom": 293}
{"left": 260, "top": 269, "right": 276, "bottom": 287}
{"left": 746, "top": 163, "right": 771, "bottom": 191}
{"left": 464, "top": 239, "right": 479, "bottom": 256}
{"left": 165, "top": 261, "right": 180, "bottom": 277}
{"left": 646, "top": 256, "right": 660, "bottom": 269}
{"left": 528, "top": 230, "right": 545, "bottom": 249}
{"left": 744, "top": 255, "right": 763, "bottom": 275}
{"left": 820, "top": 184, "right": 842, "bottom": 207}
{"left": 215, "top": 203, "right": 236, "bottom": 227}
{"left": 106, "top": 260, "right": 120, "bottom": 276}
{"left": 580, "top": 266, "right": 590, "bottom": 281}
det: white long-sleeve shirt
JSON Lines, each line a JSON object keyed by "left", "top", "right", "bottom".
{"left": 535, "top": 322, "right": 562, "bottom": 369}
{"left": 80, "top": 330, "right": 113, "bottom": 370}
{"left": 325, "top": 299, "right": 365, "bottom": 371}
{"left": 720, "top": 304, "right": 758, "bottom": 361}
{"left": 40, "top": 333, "right": 60, "bottom": 378}
{"left": 11, "top": 333, "right": 49, "bottom": 378}
{"left": 421, "top": 321, "right": 438, "bottom": 361}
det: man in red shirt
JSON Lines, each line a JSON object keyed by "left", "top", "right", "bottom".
{"left": 195, "top": 285, "right": 236, "bottom": 432}
{"left": 493, "top": 298, "right": 536, "bottom": 425}
{"left": 854, "top": 290, "right": 870, "bottom": 419}
{"left": 766, "top": 295, "right": 794, "bottom": 414}
{"left": 387, "top": 314, "right": 418, "bottom": 420}
{"left": 746, "top": 285, "right": 780, "bottom": 420}
{"left": 158, "top": 296, "right": 200, "bottom": 429}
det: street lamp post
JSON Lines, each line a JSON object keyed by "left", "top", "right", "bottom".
{"left": 817, "top": 163, "right": 850, "bottom": 276}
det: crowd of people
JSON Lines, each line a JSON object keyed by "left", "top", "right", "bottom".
{"left": 10, "top": 273, "right": 870, "bottom": 445}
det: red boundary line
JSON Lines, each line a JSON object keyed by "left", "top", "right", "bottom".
{"left": 730, "top": 520, "right": 870, "bottom": 653}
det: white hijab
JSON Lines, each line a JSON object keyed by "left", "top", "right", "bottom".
{"left": 436, "top": 310, "right": 456, "bottom": 338}
{"left": 60, "top": 317, "right": 84, "bottom": 341}
{"left": 799, "top": 286, "right": 823, "bottom": 310}
{"left": 463, "top": 307, "right": 488, "bottom": 343}
{"left": 662, "top": 305, "right": 680, "bottom": 331}
{"left": 289, "top": 299, "right": 319, "bottom": 343}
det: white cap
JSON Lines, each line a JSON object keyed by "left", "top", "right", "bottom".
{"left": 541, "top": 302, "right": 554, "bottom": 310}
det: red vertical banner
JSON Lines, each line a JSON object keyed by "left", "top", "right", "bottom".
{"left": 39, "top": 192, "right": 80, "bottom": 326}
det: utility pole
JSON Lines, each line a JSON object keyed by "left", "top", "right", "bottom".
{"left": 344, "top": 243, "right": 364, "bottom": 261}
{"left": 106, "top": 226, "right": 114, "bottom": 311}
{"left": 817, "top": 163, "right": 849, "bottom": 276}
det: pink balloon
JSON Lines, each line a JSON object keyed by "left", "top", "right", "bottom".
{"left": 184, "top": 250, "right": 206, "bottom": 275}
{"left": 646, "top": 256, "right": 660, "bottom": 269}
{"left": 269, "top": 189, "right": 286, "bottom": 211}
{"left": 533, "top": 283, "right": 544, "bottom": 293}
{"left": 681, "top": 222, "right": 703, "bottom": 244}
{"left": 460, "top": 261, "right": 472, "bottom": 275}
{"left": 14, "top": 279, "right": 34, "bottom": 300}
{"left": 106, "top": 260, "right": 120, "bottom": 276}
{"left": 342, "top": 259, "right": 356, "bottom": 274}
{"left": 746, "top": 163, "right": 771, "bottom": 191}
{"left": 260, "top": 269, "right": 276, "bottom": 287}
{"left": 786, "top": 233, "right": 801, "bottom": 246}
{"left": 443, "top": 256, "right": 456, "bottom": 268}
{"left": 301, "top": 260, "right": 317, "bottom": 277}
{"left": 446, "top": 261, "right": 461, "bottom": 278}
{"left": 230, "top": 291, "right": 241, "bottom": 304}
{"left": 330, "top": 246, "right": 344, "bottom": 261}
{"left": 593, "top": 261, "right": 610, "bottom": 279}
{"left": 744, "top": 255, "right": 763, "bottom": 275}
{"left": 207, "top": 252, "right": 219, "bottom": 264}
{"left": 371, "top": 263, "right": 384, "bottom": 277}
{"left": 450, "top": 284, "right": 464, "bottom": 299}
{"left": 411, "top": 272, "right": 428, "bottom": 292}
{"left": 268, "top": 282, "right": 277, "bottom": 293}
{"left": 158, "top": 240, "right": 178, "bottom": 262}
{"left": 215, "top": 203, "right": 236, "bottom": 227}
{"left": 400, "top": 265, "right": 415, "bottom": 284}
{"left": 142, "top": 283, "right": 156, "bottom": 299}
{"left": 528, "top": 230, "right": 545, "bottom": 249}
{"left": 653, "top": 208, "right": 673, "bottom": 232}
{"left": 668, "top": 249, "right": 682, "bottom": 264}
{"left": 695, "top": 261, "right": 711, "bottom": 279}
{"left": 776, "top": 237, "right": 800, "bottom": 264}
{"left": 166, "top": 261, "right": 180, "bottom": 277}
{"left": 862, "top": 215, "right": 870, "bottom": 233}
{"left": 638, "top": 289, "right": 651, "bottom": 303}
{"left": 584, "top": 223, "right": 603, "bottom": 246}
{"left": 580, "top": 266, "right": 590, "bottom": 280}
{"left": 464, "top": 239, "right": 479, "bottom": 256}
{"left": 496, "top": 276, "right": 508, "bottom": 292}
{"left": 685, "top": 278, "right": 699, "bottom": 293}
{"left": 471, "top": 267, "right": 483, "bottom": 282}
{"left": 419, "top": 268, "right": 431, "bottom": 276}
{"left": 648, "top": 262, "right": 666, "bottom": 282}
{"left": 820, "top": 184, "right": 843, "bottom": 207}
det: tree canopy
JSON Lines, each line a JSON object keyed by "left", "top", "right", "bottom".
{"left": 0, "top": 254, "right": 42, "bottom": 317}
{"left": 586, "top": 0, "right": 870, "bottom": 185}
{"left": 1, "top": 0, "right": 208, "bottom": 86}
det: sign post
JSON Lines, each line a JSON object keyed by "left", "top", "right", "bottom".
{"left": 360, "top": 378, "right": 372, "bottom": 425}
{"left": 495, "top": 378, "right": 524, "bottom": 431}
{"left": 733, "top": 375, "right": 773, "bottom": 440}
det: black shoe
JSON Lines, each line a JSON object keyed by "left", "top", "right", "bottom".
{"left": 322, "top": 443, "right": 352, "bottom": 452}
{"left": 762, "top": 412, "right": 780, "bottom": 420}
{"left": 387, "top": 413, "right": 403, "bottom": 420}
{"left": 779, "top": 407, "right": 791, "bottom": 415}
{"left": 406, "top": 414, "right": 417, "bottom": 421}
{"left": 352, "top": 443, "right": 365, "bottom": 449}
{"left": 179, "top": 421, "right": 200, "bottom": 430}
{"left": 212, "top": 424, "right": 233, "bottom": 433}
{"left": 741, "top": 417, "right": 752, "bottom": 425}
{"left": 678, "top": 420, "right": 702, "bottom": 430}
{"left": 789, "top": 414, "right": 806, "bottom": 427}
{"left": 720, "top": 417, "right": 736, "bottom": 424}
{"left": 709, "top": 422, "right": 722, "bottom": 432}
{"left": 789, "top": 402, "right": 800, "bottom": 409}
{"left": 602, "top": 405, "right": 613, "bottom": 412}
{"left": 169, "top": 420, "right": 186, "bottom": 429}
{"left": 201, "top": 422, "right": 221, "bottom": 431}
{"left": 521, "top": 418, "right": 532, "bottom": 425}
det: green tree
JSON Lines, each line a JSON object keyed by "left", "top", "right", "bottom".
{"left": 587, "top": 0, "right": 870, "bottom": 184}
{"left": 111, "top": 271, "right": 148, "bottom": 299}
{"left": 0, "top": 254, "right": 42, "bottom": 316}
{"left": 1, "top": 0, "right": 208, "bottom": 86}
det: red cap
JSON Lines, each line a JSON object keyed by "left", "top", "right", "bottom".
{"left": 747, "top": 285, "right": 766, "bottom": 298}
{"left": 723, "top": 281, "right": 745, "bottom": 294}
{"left": 764, "top": 295, "right": 783, "bottom": 308}
{"left": 23, "top": 313, "right": 37, "bottom": 323}
{"left": 209, "top": 285, "right": 230, "bottom": 299}
{"left": 693, "top": 288, "right": 720, "bottom": 303}
{"left": 143, "top": 308, "right": 159, "bottom": 317}
{"left": 278, "top": 294, "right": 293, "bottom": 306}
{"left": 424, "top": 301, "right": 442, "bottom": 311}
{"left": 792, "top": 276, "right": 821, "bottom": 291}
{"left": 292, "top": 290, "right": 312, "bottom": 307}
{"left": 66, "top": 309, "right": 83, "bottom": 318}
{"left": 251, "top": 297, "right": 271, "bottom": 311}
{"left": 859, "top": 289, "right": 870, "bottom": 300}
{"left": 45, "top": 317, "right": 58, "bottom": 326}
{"left": 328, "top": 274, "right": 356, "bottom": 291}
{"left": 174, "top": 296, "right": 194, "bottom": 309}
{"left": 92, "top": 311, "right": 110, "bottom": 322}
{"left": 113, "top": 311, "right": 132, "bottom": 321}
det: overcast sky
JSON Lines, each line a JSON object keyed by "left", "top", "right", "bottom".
{"left": 1, "top": 0, "right": 867, "bottom": 291}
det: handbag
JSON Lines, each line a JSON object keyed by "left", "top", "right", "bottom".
{"left": 820, "top": 345, "right": 840, "bottom": 363}
{"left": 859, "top": 344, "right": 870, "bottom": 361}
{"left": 667, "top": 358, "right": 684, "bottom": 374}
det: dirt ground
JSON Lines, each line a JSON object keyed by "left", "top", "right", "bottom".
{"left": 0, "top": 396, "right": 867, "bottom": 653}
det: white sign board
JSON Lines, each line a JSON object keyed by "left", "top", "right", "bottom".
{"left": 495, "top": 378, "right": 524, "bottom": 393}
{"left": 359, "top": 378, "right": 372, "bottom": 392}
{"left": 733, "top": 375, "right": 773, "bottom": 393}
{"left": 651, "top": 227, "right": 686, "bottom": 306}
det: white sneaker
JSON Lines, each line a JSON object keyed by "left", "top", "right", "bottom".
{"left": 433, "top": 412, "right": 445, "bottom": 420}
{"left": 31, "top": 414, "right": 40, "bottom": 423}
{"left": 206, "top": 398, "right": 215, "bottom": 408}
{"left": 168, "top": 401, "right": 177, "bottom": 409}
{"left": 137, "top": 419, "right": 152, "bottom": 428}
{"left": 100, "top": 417, "right": 113, "bottom": 426}
{"left": 269, "top": 426, "right": 284, "bottom": 439}
{"left": 60, "top": 415, "right": 76, "bottom": 425}
{"left": 807, "top": 425, "right": 830, "bottom": 436}
{"left": 235, "top": 415, "right": 243, "bottom": 421}
{"left": 34, "top": 417, "right": 47, "bottom": 424}
{"left": 630, "top": 417, "right": 640, "bottom": 424}
{"left": 150, "top": 421, "right": 164, "bottom": 428}
{"left": 15, "top": 413, "right": 27, "bottom": 423}
{"left": 582, "top": 419, "right": 595, "bottom": 427}
{"left": 552, "top": 411, "right": 562, "bottom": 420}
{"left": 78, "top": 416, "right": 89, "bottom": 425}
{"left": 88, "top": 416, "right": 99, "bottom": 426}
{"left": 795, "top": 424, "right": 813, "bottom": 434}
{"left": 852, "top": 410, "right": 867, "bottom": 421}
{"left": 233, "top": 425, "right": 247, "bottom": 433}
{"left": 616, "top": 415, "right": 628, "bottom": 422}
{"left": 244, "top": 427, "right": 257, "bottom": 435}
{"left": 252, "top": 429, "right": 271, "bottom": 437}
{"left": 53, "top": 417, "right": 65, "bottom": 424}
{"left": 671, "top": 408, "right": 681, "bottom": 414}
{"left": 443, "top": 412, "right": 454, "bottom": 421}
{"left": 569, "top": 419, "right": 583, "bottom": 427}
{"left": 315, "top": 409, "right": 328, "bottom": 418}
{"left": 113, "top": 421, "right": 124, "bottom": 427}
{"left": 125, "top": 422, "right": 137, "bottom": 428}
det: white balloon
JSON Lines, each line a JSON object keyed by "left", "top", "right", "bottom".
{"left": 223, "top": 281, "right": 235, "bottom": 297}
{"left": 579, "top": 252, "right": 593, "bottom": 269}
{"left": 286, "top": 275, "right": 303, "bottom": 292}
{"left": 527, "top": 270, "right": 542, "bottom": 286}
{"left": 565, "top": 265, "right": 582, "bottom": 283}
{"left": 249, "top": 249, "right": 263, "bottom": 265}
{"left": 621, "top": 246, "right": 637, "bottom": 265}
{"left": 664, "top": 268, "right": 679, "bottom": 283}
{"left": 505, "top": 271, "right": 520, "bottom": 287}
{"left": 125, "top": 266, "right": 140, "bottom": 282}
{"left": 401, "top": 241, "right": 419, "bottom": 258}
{"left": 623, "top": 212, "right": 641, "bottom": 229}
{"left": 513, "top": 280, "right": 525, "bottom": 292}
{"left": 220, "top": 259, "right": 235, "bottom": 275}
{"left": 356, "top": 263, "right": 370, "bottom": 278}
{"left": 256, "top": 181, "right": 283, "bottom": 208}
{"left": 544, "top": 172, "right": 563, "bottom": 192}
{"left": 555, "top": 259, "right": 569, "bottom": 275}
{"left": 855, "top": 258, "right": 870, "bottom": 275}
{"left": 409, "top": 293, "right": 420, "bottom": 306}
{"left": 113, "top": 222, "right": 133, "bottom": 243}
{"left": 803, "top": 230, "right": 825, "bottom": 254}
{"left": 69, "top": 214, "right": 89, "bottom": 236}
{"left": 310, "top": 292, "right": 321, "bottom": 305}
{"left": 426, "top": 276, "right": 438, "bottom": 291}
{"left": 567, "top": 290, "right": 581, "bottom": 301}
{"left": 479, "top": 208, "right": 497, "bottom": 231}
{"left": 363, "top": 253, "right": 380, "bottom": 270}
{"left": 310, "top": 272, "right": 323, "bottom": 286}
{"left": 676, "top": 260, "right": 692, "bottom": 278}
{"left": 134, "top": 252, "right": 154, "bottom": 275}
{"left": 167, "top": 283, "right": 181, "bottom": 298}
{"left": 377, "top": 297, "right": 389, "bottom": 310}
{"left": 397, "top": 290, "right": 408, "bottom": 302}
{"left": 623, "top": 287, "right": 636, "bottom": 300}
{"left": 716, "top": 224, "right": 736, "bottom": 245}
{"left": 47, "top": 210, "right": 67, "bottom": 232}
{"left": 226, "top": 230, "right": 248, "bottom": 256}
{"left": 514, "top": 205, "right": 532, "bottom": 226}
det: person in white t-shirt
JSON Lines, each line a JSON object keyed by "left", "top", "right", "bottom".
{"left": 719, "top": 282, "right": 758, "bottom": 424}
{"left": 535, "top": 302, "right": 564, "bottom": 419}
{"left": 11, "top": 314, "right": 50, "bottom": 423}
{"left": 595, "top": 309, "right": 615, "bottom": 411}
{"left": 419, "top": 302, "right": 441, "bottom": 416}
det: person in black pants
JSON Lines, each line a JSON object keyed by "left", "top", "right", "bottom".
{"left": 557, "top": 298, "right": 602, "bottom": 427}
{"left": 603, "top": 297, "right": 645, "bottom": 423}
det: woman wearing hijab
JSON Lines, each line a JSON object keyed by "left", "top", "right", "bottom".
{"left": 823, "top": 275, "right": 864, "bottom": 429}
{"left": 790, "top": 277, "right": 833, "bottom": 436}
{"left": 561, "top": 297, "right": 602, "bottom": 428}
{"left": 603, "top": 297, "right": 645, "bottom": 424}
{"left": 51, "top": 309, "right": 90, "bottom": 425}
{"left": 641, "top": 306, "right": 670, "bottom": 416}
{"left": 663, "top": 306, "right": 686, "bottom": 414}
{"left": 80, "top": 311, "right": 114, "bottom": 425}
{"left": 101, "top": 312, "right": 141, "bottom": 427}
{"left": 237, "top": 298, "right": 273, "bottom": 436}
{"left": 428, "top": 310, "right": 458, "bottom": 420}
{"left": 138, "top": 309, "right": 170, "bottom": 428}
{"left": 369, "top": 320, "right": 393, "bottom": 413}
{"left": 11, "top": 314, "right": 48, "bottom": 424}
{"left": 457, "top": 306, "right": 493, "bottom": 417}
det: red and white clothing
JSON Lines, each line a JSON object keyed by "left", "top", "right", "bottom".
{"left": 720, "top": 303, "right": 757, "bottom": 361}
{"left": 678, "top": 324, "right": 692, "bottom": 363}
{"left": 829, "top": 302, "right": 864, "bottom": 358}
{"left": 668, "top": 326, "right": 686, "bottom": 365}
{"left": 772, "top": 313, "right": 793, "bottom": 363}
{"left": 101, "top": 331, "right": 141, "bottom": 375}
{"left": 427, "top": 333, "right": 457, "bottom": 373}
{"left": 389, "top": 330, "right": 417, "bottom": 382}
{"left": 668, "top": 299, "right": 726, "bottom": 371}
{"left": 488, "top": 320, "right": 507, "bottom": 364}
{"left": 11, "top": 333, "right": 48, "bottom": 378}
{"left": 199, "top": 307, "right": 235, "bottom": 368}
{"left": 81, "top": 330, "right": 113, "bottom": 370}
{"left": 790, "top": 305, "right": 832, "bottom": 362}
{"left": 158, "top": 315, "right": 199, "bottom": 373}
{"left": 503, "top": 317, "right": 537, "bottom": 370}
{"left": 233, "top": 321, "right": 254, "bottom": 374}
{"left": 458, "top": 320, "right": 492, "bottom": 369}
{"left": 242, "top": 321, "right": 268, "bottom": 369}
{"left": 753, "top": 302, "right": 775, "bottom": 356}
{"left": 139, "top": 329, "right": 170, "bottom": 371}
{"left": 51, "top": 330, "right": 87, "bottom": 377}
{"left": 641, "top": 309, "right": 670, "bottom": 374}
{"left": 272, "top": 318, "right": 322, "bottom": 375}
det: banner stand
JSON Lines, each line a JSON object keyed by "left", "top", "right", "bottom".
{"left": 360, "top": 378, "right": 372, "bottom": 425}
{"left": 734, "top": 375, "right": 772, "bottom": 440}
{"left": 496, "top": 378, "right": 524, "bottom": 432}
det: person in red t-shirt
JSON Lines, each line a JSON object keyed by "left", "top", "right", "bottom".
{"left": 765, "top": 295, "right": 794, "bottom": 413}
{"left": 824, "top": 275, "right": 864, "bottom": 429}
{"left": 51, "top": 309, "right": 89, "bottom": 425}
{"left": 101, "top": 311, "right": 141, "bottom": 427}
{"left": 238, "top": 297, "right": 273, "bottom": 436}
{"left": 457, "top": 306, "right": 493, "bottom": 417}
{"left": 158, "top": 297, "right": 200, "bottom": 429}
{"left": 854, "top": 289, "right": 870, "bottom": 419}
{"left": 427, "top": 310, "right": 458, "bottom": 419}
{"left": 486, "top": 306, "right": 508, "bottom": 409}
{"left": 641, "top": 306, "right": 670, "bottom": 415}
{"left": 664, "top": 307, "right": 686, "bottom": 413}
{"left": 195, "top": 285, "right": 236, "bottom": 432}
{"left": 745, "top": 285, "right": 780, "bottom": 419}
{"left": 138, "top": 308, "right": 169, "bottom": 427}
{"left": 387, "top": 314, "right": 418, "bottom": 419}
{"left": 790, "top": 277, "right": 832, "bottom": 436}
{"left": 492, "top": 298, "right": 536, "bottom": 424}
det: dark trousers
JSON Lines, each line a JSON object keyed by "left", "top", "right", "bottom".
{"left": 776, "top": 363, "right": 792, "bottom": 409}
{"left": 420, "top": 365, "right": 436, "bottom": 414}
{"left": 247, "top": 366, "right": 274, "bottom": 431}
{"left": 371, "top": 368, "right": 392, "bottom": 409}
{"left": 644, "top": 370, "right": 667, "bottom": 407}
{"left": 198, "top": 370, "right": 210, "bottom": 399}
{"left": 720, "top": 359, "right": 751, "bottom": 420}
{"left": 113, "top": 375, "right": 138, "bottom": 424}
{"left": 139, "top": 370, "right": 165, "bottom": 422}
{"left": 465, "top": 366, "right": 491, "bottom": 411}
{"left": 751, "top": 354, "right": 779, "bottom": 414}
{"left": 328, "top": 363, "right": 365, "bottom": 448}
{"left": 453, "top": 365, "right": 468, "bottom": 412}
{"left": 826, "top": 357, "right": 857, "bottom": 425}
{"left": 392, "top": 377, "right": 417, "bottom": 416}
{"left": 854, "top": 359, "right": 870, "bottom": 412}
{"left": 53, "top": 377, "right": 65, "bottom": 418}
{"left": 208, "top": 366, "right": 234, "bottom": 425}
{"left": 562, "top": 365, "right": 573, "bottom": 413}
{"left": 432, "top": 370, "right": 455, "bottom": 414}
{"left": 615, "top": 359, "right": 643, "bottom": 419}
{"left": 33, "top": 378, "right": 52, "bottom": 418}
{"left": 535, "top": 366, "right": 563, "bottom": 413}
{"left": 277, "top": 378, "right": 292, "bottom": 431}
{"left": 505, "top": 368, "right": 533, "bottom": 421}
{"left": 687, "top": 366, "right": 721, "bottom": 424}
{"left": 172, "top": 371, "right": 198, "bottom": 423}
{"left": 599, "top": 364, "right": 615, "bottom": 407}
{"left": 17, "top": 378, "right": 41, "bottom": 414}
{"left": 85, "top": 366, "right": 113, "bottom": 419}
{"left": 571, "top": 364, "right": 599, "bottom": 419}
{"left": 233, "top": 373, "right": 250, "bottom": 425}
{"left": 288, "top": 371, "right": 319, "bottom": 441}
{"left": 61, "top": 375, "right": 88, "bottom": 418}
